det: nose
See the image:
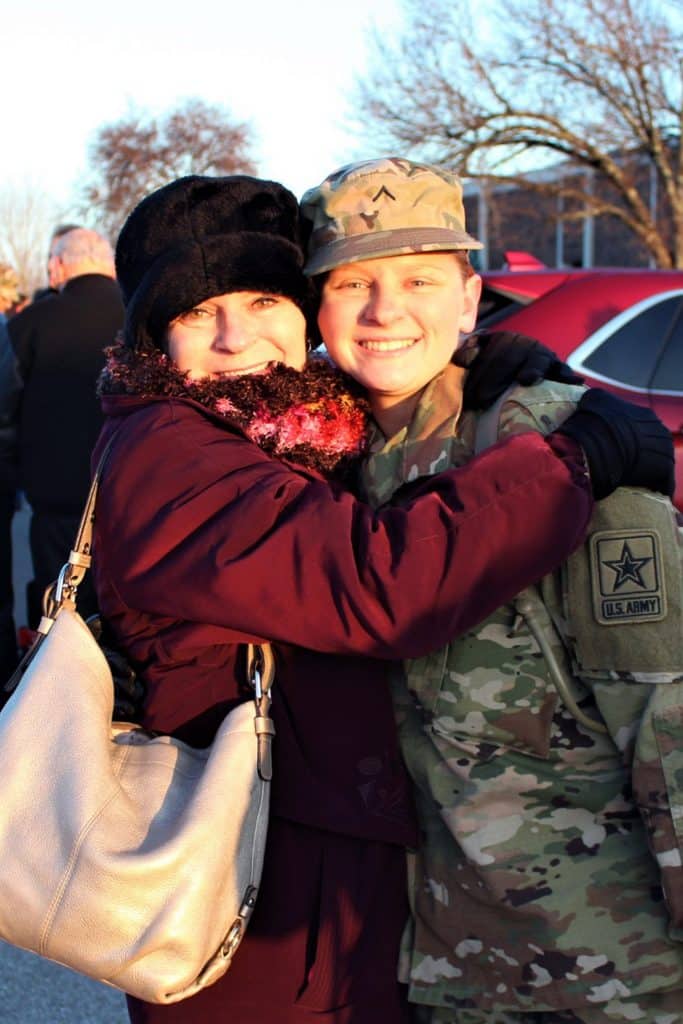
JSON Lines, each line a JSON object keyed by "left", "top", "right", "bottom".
{"left": 362, "top": 283, "right": 404, "bottom": 325}
{"left": 214, "top": 312, "right": 256, "bottom": 353}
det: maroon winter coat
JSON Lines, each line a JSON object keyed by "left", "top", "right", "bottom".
{"left": 92, "top": 392, "right": 592, "bottom": 1023}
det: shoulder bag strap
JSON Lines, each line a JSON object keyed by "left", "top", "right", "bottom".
{"left": 49, "top": 434, "right": 120, "bottom": 612}
{"left": 14, "top": 432, "right": 277, "bottom": 747}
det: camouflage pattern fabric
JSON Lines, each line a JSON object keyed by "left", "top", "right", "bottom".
{"left": 411, "top": 985, "right": 683, "bottom": 1022}
{"left": 301, "top": 157, "right": 483, "bottom": 276}
{"left": 360, "top": 369, "right": 683, "bottom": 1021}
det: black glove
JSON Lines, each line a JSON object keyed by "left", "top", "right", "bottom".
{"left": 86, "top": 615, "right": 146, "bottom": 722}
{"left": 556, "top": 389, "right": 675, "bottom": 500}
{"left": 458, "top": 331, "right": 584, "bottom": 411}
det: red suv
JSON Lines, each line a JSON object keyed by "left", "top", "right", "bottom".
{"left": 477, "top": 258, "right": 683, "bottom": 510}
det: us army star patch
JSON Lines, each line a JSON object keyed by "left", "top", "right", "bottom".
{"left": 589, "top": 529, "right": 666, "bottom": 624}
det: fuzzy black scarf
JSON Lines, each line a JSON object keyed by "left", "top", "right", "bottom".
{"left": 99, "top": 342, "right": 372, "bottom": 482}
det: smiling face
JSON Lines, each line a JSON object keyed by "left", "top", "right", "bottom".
{"left": 165, "top": 291, "right": 307, "bottom": 380}
{"left": 317, "top": 253, "right": 481, "bottom": 409}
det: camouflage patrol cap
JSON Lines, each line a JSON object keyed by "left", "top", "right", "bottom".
{"left": 301, "top": 156, "right": 483, "bottom": 276}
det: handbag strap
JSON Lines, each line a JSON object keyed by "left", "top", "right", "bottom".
{"left": 3, "top": 435, "right": 121, "bottom": 692}
{"left": 40, "top": 431, "right": 277, "bottom": 728}
{"left": 247, "top": 643, "right": 276, "bottom": 781}
{"left": 47, "top": 434, "right": 119, "bottom": 615}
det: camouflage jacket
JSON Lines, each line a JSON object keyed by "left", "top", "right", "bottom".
{"left": 360, "top": 369, "right": 683, "bottom": 1014}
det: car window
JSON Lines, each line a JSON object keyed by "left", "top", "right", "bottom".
{"left": 650, "top": 306, "right": 683, "bottom": 392}
{"left": 582, "top": 296, "right": 682, "bottom": 388}
{"left": 476, "top": 288, "right": 526, "bottom": 329}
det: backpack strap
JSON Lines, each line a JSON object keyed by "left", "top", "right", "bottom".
{"left": 474, "top": 387, "right": 608, "bottom": 734}
{"left": 473, "top": 386, "right": 517, "bottom": 455}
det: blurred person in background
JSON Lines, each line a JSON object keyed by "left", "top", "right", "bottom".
{"left": 26, "top": 224, "right": 85, "bottom": 307}
{"left": 0, "top": 262, "right": 21, "bottom": 682}
{"left": 7, "top": 227, "right": 123, "bottom": 629}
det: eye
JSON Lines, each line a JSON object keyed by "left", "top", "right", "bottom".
{"left": 251, "top": 295, "right": 279, "bottom": 309}
{"left": 175, "top": 305, "right": 213, "bottom": 324}
{"left": 337, "top": 279, "right": 370, "bottom": 291}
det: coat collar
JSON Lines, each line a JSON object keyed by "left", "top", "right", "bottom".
{"left": 99, "top": 342, "right": 372, "bottom": 481}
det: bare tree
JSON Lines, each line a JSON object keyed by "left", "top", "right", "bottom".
{"left": 355, "top": 0, "right": 683, "bottom": 267}
{"left": 80, "top": 99, "right": 257, "bottom": 239}
{"left": 0, "top": 185, "right": 63, "bottom": 297}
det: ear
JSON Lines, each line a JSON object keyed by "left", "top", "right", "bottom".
{"left": 49, "top": 252, "right": 70, "bottom": 290}
{"left": 459, "top": 273, "right": 482, "bottom": 333}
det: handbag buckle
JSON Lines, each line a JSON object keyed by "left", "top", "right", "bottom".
{"left": 246, "top": 644, "right": 274, "bottom": 704}
{"left": 220, "top": 885, "right": 259, "bottom": 960}
{"left": 53, "top": 564, "right": 76, "bottom": 608}
{"left": 252, "top": 666, "right": 263, "bottom": 701}
{"left": 221, "top": 920, "right": 242, "bottom": 960}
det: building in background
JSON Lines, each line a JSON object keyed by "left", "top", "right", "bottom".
{"left": 463, "top": 147, "right": 668, "bottom": 271}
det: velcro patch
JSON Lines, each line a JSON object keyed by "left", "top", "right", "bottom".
{"left": 590, "top": 529, "right": 666, "bottom": 624}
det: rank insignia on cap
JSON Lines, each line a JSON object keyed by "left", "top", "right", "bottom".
{"left": 589, "top": 529, "right": 666, "bottom": 624}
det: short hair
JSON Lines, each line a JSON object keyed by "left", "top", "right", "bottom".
{"left": 454, "top": 250, "right": 476, "bottom": 283}
{"left": 53, "top": 228, "right": 114, "bottom": 267}
{"left": 51, "top": 222, "right": 83, "bottom": 241}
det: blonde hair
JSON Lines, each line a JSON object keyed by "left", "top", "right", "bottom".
{"left": 0, "top": 263, "right": 19, "bottom": 307}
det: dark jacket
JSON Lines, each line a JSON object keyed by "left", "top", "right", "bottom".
{"left": 8, "top": 275, "right": 123, "bottom": 512}
{"left": 0, "top": 318, "right": 20, "bottom": 495}
{"left": 92, "top": 392, "right": 592, "bottom": 1021}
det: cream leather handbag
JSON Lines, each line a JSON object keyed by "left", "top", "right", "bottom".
{"left": 0, "top": 447, "right": 275, "bottom": 1004}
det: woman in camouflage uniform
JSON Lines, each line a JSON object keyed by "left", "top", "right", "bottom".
{"left": 301, "top": 157, "right": 683, "bottom": 1024}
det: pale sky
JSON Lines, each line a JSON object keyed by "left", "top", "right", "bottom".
{"left": 0, "top": 0, "right": 404, "bottom": 213}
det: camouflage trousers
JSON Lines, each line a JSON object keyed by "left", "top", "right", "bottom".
{"left": 409, "top": 990, "right": 683, "bottom": 1024}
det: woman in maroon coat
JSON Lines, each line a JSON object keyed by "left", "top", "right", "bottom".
{"left": 92, "top": 175, "right": 652, "bottom": 1024}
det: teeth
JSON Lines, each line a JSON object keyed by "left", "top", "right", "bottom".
{"left": 358, "top": 339, "right": 417, "bottom": 352}
{"left": 212, "top": 363, "right": 270, "bottom": 378}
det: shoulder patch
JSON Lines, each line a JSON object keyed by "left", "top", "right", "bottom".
{"left": 590, "top": 529, "right": 666, "bottom": 624}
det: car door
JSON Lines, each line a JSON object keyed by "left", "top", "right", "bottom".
{"left": 569, "top": 292, "right": 683, "bottom": 509}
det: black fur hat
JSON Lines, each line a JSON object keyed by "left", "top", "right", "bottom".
{"left": 116, "top": 175, "right": 313, "bottom": 351}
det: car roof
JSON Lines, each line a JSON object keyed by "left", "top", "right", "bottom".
{"left": 479, "top": 268, "right": 683, "bottom": 357}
